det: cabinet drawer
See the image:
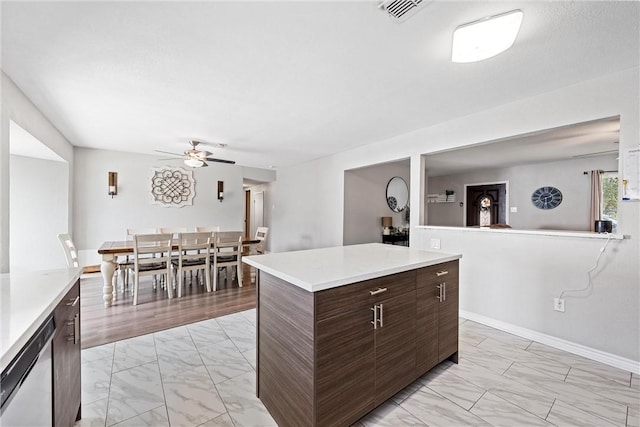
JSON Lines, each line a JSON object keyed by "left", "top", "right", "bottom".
{"left": 315, "top": 270, "right": 416, "bottom": 322}
{"left": 417, "top": 261, "right": 458, "bottom": 286}
{"left": 54, "top": 281, "right": 80, "bottom": 327}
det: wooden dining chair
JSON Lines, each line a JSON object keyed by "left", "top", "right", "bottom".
{"left": 57, "top": 233, "right": 80, "bottom": 268}
{"left": 211, "top": 231, "right": 243, "bottom": 291}
{"left": 171, "top": 232, "right": 212, "bottom": 297}
{"left": 129, "top": 233, "right": 173, "bottom": 305}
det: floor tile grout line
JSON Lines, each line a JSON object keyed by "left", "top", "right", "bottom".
{"left": 191, "top": 320, "right": 236, "bottom": 427}
{"left": 102, "top": 342, "right": 117, "bottom": 427}
{"left": 153, "top": 332, "right": 173, "bottom": 427}
{"left": 544, "top": 398, "right": 557, "bottom": 421}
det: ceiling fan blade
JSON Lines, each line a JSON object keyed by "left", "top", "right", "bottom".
{"left": 205, "top": 157, "right": 236, "bottom": 164}
{"left": 157, "top": 157, "right": 183, "bottom": 161}
{"left": 154, "top": 150, "right": 183, "bottom": 157}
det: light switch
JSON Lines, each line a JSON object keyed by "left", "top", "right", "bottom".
{"left": 430, "top": 238, "right": 441, "bottom": 249}
{"left": 510, "top": 207, "right": 518, "bottom": 213}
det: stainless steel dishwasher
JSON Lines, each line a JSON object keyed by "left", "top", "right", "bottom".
{"left": 0, "top": 316, "right": 55, "bottom": 426}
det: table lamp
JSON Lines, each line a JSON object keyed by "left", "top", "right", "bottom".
{"left": 382, "top": 217, "right": 392, "bottom": 235}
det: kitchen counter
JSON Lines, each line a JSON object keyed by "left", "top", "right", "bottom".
{"left": 243, "top": 242, "right": 461, "bottom": 292}
{"left": 0, "top": 268, "right": 81, "bottom": 371}
{"left": 245, "top": 243, "right": 462, "bottom": 427}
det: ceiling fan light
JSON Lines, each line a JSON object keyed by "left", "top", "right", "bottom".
{"left": 452, "top": 10, "right": 523, "bottom": 63}
{"left": 184, "top": 158, "right": 204, "bottom": 168}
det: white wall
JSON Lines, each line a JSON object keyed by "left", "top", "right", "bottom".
{"left": 10, "top": 155, "right": 69, "bottom": 271}
{"left": 344, "top": 161, "right": 410, "bottom": 245}
{"left": 1, "top": 72, "right": 75, "bottom": 273}
{"left": 73, "top": 147, "right": 253, "bottom": 266}
{"left": 269, "top": 67, "right": 640, "bottom": 365}
{"left": 427, "top": 154, "right": 619, "bottom": 230}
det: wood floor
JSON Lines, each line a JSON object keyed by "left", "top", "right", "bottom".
{"left": 80, "top": 266, "right": 256, "bottom": 349}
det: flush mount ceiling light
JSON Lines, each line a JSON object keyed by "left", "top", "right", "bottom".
{"left": 452, "top": 10, "right": 523, "bottom": 63}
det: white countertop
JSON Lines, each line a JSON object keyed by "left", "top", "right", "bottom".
{"left": 0, "top": 268, "right": 81, "bottom": 371}
{"left": 243, "top": 243, "right": 461, "bottom": 292}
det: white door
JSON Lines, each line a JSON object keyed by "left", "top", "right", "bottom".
{"left": 252, "top": 192, "right": 264, "bottom": 237}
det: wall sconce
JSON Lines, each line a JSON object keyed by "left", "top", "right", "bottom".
{"left": 108, "top": 172, "right": 118, "bottom": 198}
{"left": 217, "top": 180, "right": 224, "bottom": 202}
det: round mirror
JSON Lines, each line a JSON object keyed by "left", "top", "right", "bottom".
{"left": 386, "top": 177, "right": 408, "bottom": 212}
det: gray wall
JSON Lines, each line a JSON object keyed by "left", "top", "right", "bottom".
{"left": 269, "top": 68, "right": 639, "bottom": 366}
{"left": 74, "top": 147, "right": 244, "bottom": 265}
{"left": 10, "top": 155, "right": 69, "bottom": 271}
{"left": 1, "top": 72, "right": 75, "bottom": 273}
{"left": 343, "top": 161, "right": 410, "bottom": 246}
{"left": 427, "top": 154, "right": 619, "bottom": 230}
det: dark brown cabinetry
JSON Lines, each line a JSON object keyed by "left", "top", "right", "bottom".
{"left": 53, "top": 280, "right": 81, "bottom": 427}
{"left": 258, "top": 261, "right": 457, "bottom": 427}
{"left": 416, "top": 261, "right": 459, "bottom": 376}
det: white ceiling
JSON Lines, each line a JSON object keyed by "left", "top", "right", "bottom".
{"left": 2, "top": 1, "right": 638, "bottom": 169}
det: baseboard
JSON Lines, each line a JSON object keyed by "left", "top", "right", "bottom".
{"left": 459, "top": 310, "right": 640, "bottom": 375}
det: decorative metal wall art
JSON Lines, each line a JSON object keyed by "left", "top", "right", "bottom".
{"left": 150, "top": 167, "right": 195, "bottom": 207}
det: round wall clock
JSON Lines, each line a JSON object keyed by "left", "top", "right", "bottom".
{"left": 531, "top": 186, "right": 563, "bottom": 210}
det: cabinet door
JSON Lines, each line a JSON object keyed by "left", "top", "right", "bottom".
{"left": 316, "top": 306, "right": 375, "bottom": 426}
{"left": 375, "top": 291, "right": 416, "bottom": 404}
{"left": 438, "top": 278, "right": 458, "bottom": 362}
{"left": 416, "top": 276, "right": 438, "bottom": 375}
{"left": 53, "top": 281, "right": 81, "bottom": 427}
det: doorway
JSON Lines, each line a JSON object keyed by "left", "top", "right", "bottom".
{"left": 465, "top": 183, "right": 507, "bottom": 227}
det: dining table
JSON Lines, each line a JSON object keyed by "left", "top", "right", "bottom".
{"left": 97, "top": 238, "right": 260, "bottom": 307}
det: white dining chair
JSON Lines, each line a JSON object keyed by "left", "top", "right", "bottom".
{"left": 118, "top": 228, "right": 159, "bottom": 292}
{"left": 129, "top": 233, "right": 173, "bottom": 305}
{"left": 254, "top": 227, "right": 269, "bottom": 254}
{"left": 195, "top": 226, "right": 220, "bottom": 233}
{"left": 211, "top": 231, "right": 243, "bottom": 291}
{"left": 57, "top": 233, "right": 80, "bottom": 268}
{"left": 171, "top": 232, "right": 212, "bottom": 297}
{"left": 159, "top": 227, "right": 189, "bottom": 238}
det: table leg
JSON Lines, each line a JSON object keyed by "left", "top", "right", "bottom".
{"left": 101, "top": 254, "right": 117, "bottom": 307}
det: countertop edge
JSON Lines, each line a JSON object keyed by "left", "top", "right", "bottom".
{"left": 0, "top": 268, "right": 82, "bottom": 372}
{"left": 244, "top": 250, "right": 461, "bottom": 292}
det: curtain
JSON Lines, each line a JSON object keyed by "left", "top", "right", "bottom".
{"left": 589, "top": 170, "right": 603, "bottom": 231}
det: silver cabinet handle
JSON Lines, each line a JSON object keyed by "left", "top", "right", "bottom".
{"left": 443, "top": 282, "right": 446, "bottom": 301}
{"left": 66, "top": 296, "right": 80, "bottom": 307}
{"left": 74, "top": 313, "right": 79, "bottom": 344}
{"left": 436, "top": 271, "right": 448, "bottom": 277}
{"left": 437, "top": 284, "right": 443, "bottom": 302}
{"left": 378, "top": 303, "right": 384, "bottom": 327}
{"left": 369, "top": 287, "right": 388, "bottom": 296}
{"left": 371, "top": 305, "right": 378, "bottom": 329}
{"left": 66, "top": 314, "right": 79, "bottom": 344}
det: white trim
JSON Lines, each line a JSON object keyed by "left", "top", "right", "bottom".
{"left": 417, "top": 225, "right": 625, "bottom": 240}
{"left": 460, "top": 310, "right": 640, "bottom": 374}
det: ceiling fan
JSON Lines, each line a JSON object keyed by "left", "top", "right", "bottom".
{"left": 155, "top": 140, "right": 236, "bottom": 167}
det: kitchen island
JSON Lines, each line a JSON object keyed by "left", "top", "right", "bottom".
{"left": 1, "top": 268, "right": 82, "bottom": 427}
{"left": 243, "top": 243, "right": 462, "bottom": 427}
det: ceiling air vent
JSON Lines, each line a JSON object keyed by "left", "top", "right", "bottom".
{"left": 379, "top": 0, "right": 429, "bottom": 23}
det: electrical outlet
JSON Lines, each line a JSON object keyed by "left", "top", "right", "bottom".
{"left": 430, "top": 238, "right": 441, "bottom": 249}
{"left": 554, "top": 298, "right": 565, "bottom": 312}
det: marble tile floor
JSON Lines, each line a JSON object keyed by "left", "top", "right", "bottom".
{"left": 76, "top": 310, "right": 639, "bottom": 427}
